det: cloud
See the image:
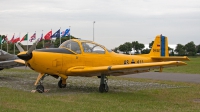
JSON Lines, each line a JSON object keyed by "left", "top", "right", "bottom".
{"left": 0, "top": 0, "right": 200, "bottom": 49}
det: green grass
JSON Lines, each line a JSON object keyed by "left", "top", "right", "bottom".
{"left": 1, "top": 57, "right": 200, "bottom": 111}
{"left": 1, "top": 79, "right": 200, "bottom": 112}
{"left": 163, "top": 57, "right": 200, "bottom": 74}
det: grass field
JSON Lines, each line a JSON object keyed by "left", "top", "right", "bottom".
{"left": 163, "top": 57, "right": 200, "bottom": 74}
{"left": 0, "top": 57, "right": 200, "bottom": 112}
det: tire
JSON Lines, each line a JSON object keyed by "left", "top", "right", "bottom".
{"left": 104, "top": 84, "right": 109, "bottom": 92}
{"left": 99, "top": 84, "right": 105, "bottom": 93}
{"left": 36, "top": 85, "right": 44, "bottom": 93}
{"left": 58, "top": 79, "right": 66, "bottom": 88}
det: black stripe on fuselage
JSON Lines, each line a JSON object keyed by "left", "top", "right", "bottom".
{"left": 35, "top": 48, "right": 75, "bottom": 54}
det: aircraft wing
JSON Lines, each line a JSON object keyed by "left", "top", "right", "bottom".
{"left": 67, "top": 61, "right": 186, "bottom": 76}
{"left": 151, "top": 56, "right": 190, "bottom": 61}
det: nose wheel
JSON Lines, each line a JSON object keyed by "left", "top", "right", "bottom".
{"left": 35, "top": 74, "right": 47, "bottom": 93}
{"left": 36, "top": 85, "right": 44, "bottom": 93}
{"left": 99, "top": 74, "right": 109, "bottom": 93}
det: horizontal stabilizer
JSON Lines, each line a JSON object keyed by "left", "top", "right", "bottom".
{"left": 151, "top": 56, "right": 190, "bottom": 61}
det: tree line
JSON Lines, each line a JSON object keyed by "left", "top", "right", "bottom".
{"left": 113, "top": 40, "right": 200, "bottom": 56}
{"left": 1, "top": 34, "right": 199, "bottom": 56}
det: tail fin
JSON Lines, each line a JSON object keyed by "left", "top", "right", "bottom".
{"left": 149, "top": 34, "right": 169, "bottom": 57}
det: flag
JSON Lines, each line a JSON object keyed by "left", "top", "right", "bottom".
{"left": 9, "top": 34, "right": 15, "bottom": 43}
{"left": 60, "top": 31, "right": 65, "bottom": 37}
{"left": 1, "top": 35, "right": 8, "bottom": 43}
{"left": 20, "top": 34, "right": 28, "bottom": 42}
{"left": 51, "top": 29, "right": 60, "bottom": 38}
{"left": 29, "top": 33, "right": 36, "bottom": 42}
{"left": 44, "top": 30, "right": 52, "bottom": 40}
{"left": 13, "top": 37, "right": 20, "bottom": 43}
{"left": 39, "top": 33, "right": 43, "bottom": 41}
{"left": 62, "top": 29, "right": 70, "bottom": 37}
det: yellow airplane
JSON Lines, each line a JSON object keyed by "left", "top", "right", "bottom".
{"left": 15, "top": 34, "right": 189, "bottom": 93}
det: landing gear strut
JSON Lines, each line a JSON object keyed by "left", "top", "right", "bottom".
{"left": 99, "top": 74, "right": 109, "bottom": 93}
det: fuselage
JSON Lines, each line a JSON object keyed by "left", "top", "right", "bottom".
{"left": 27, "top": 48, "right": 153, "bottom": 75}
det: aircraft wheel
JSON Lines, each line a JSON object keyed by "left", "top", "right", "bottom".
{"left": 104, "top": 84, "right": 109, "bottom": 92}
{"left": 36, "top": 85, "right": 44, "bottom": 93}
{"left": 58, "top": 79, "right": 66, "bottom": 88}
{"left": 99, "top": 84, "right": 104, "bottom": 93}
{"left": 99, "top": 84, "right": 109, "bottom": 93}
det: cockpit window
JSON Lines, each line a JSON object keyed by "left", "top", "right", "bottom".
{"left": 59, "top": 40, "right": 81, "bottom": 54}
{"left": 81, "top": 42, "right": 105, "bottom": 54}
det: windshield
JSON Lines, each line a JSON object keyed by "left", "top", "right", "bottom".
{"left": 59, "top": 40, "right": 81, "bottom": 54}
{"left": 81, "top": 42, "right": 106, "bottom": 54}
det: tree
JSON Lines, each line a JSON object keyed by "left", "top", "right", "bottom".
{"left": 149, "top": 41, "right": 154, "bottom": 49}
{"left": 113, "top": 47, "right": 119, "bottom": 53}
{"left": 185, "top": 41, "right": 196, "bottom": 56}
{"left": 196, "top": 44, "right": 200, "bottom": 54}
{"left": 141, "top": 48, "right": 150, "bottom": 54}
{"left": 36, "top": 41, "right": 44, "bottom": 49}
{"left": 132, "top": 41, "right": 145, "bottom": 54}
{"left": 175, "top": 44, "right": 186, "bottom": 56}
{"left": 168, "top": 47, "right": 174, "bottom": 56}
{"left": 118, "top": 42, "right": 132, "bottom": 54}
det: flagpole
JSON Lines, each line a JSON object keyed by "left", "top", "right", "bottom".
{"left": 69, "top": 26, "right": 71, "bottom": 49}
{"left": 69, "top": 26, "right": 71, "bottom": 40}
{"left": 35, "top": 31, "right": 36, "bottom": 50}
{"left": 27, "top": 32, "right": 28, "bottom": 51}
{"left": 93, "top": 21, "right": 95, "bottom": 42}
{"left": 6, "top": 34, "right": 8, "bottom": 52}
{"left": 51, "top": 29, "right": 52, "bottom": 44}
{"left": 60, "top": 27, "right": 61, "bottom": 46}
{"left": 0, "top": 35, "right": 3, "bottom": 50}
{"left": 42, "top": 30, "right": 44, "bottom": 48}
{"left": 13, "top": 33, "right": 15, "bottom": 54}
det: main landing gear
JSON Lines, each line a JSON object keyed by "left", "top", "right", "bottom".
{"left": 99, "top": 74, "right": 109, "bottom": 93}
{"left": 58, "top": 78, "right": 67, "bottom": 88}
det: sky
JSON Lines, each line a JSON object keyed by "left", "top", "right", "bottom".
{"left": 0, "top": 0, "right": 200, "bottom": 49}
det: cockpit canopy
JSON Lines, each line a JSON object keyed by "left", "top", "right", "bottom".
{"left": 59, "top": 39, "right": 112, "bottom": 54}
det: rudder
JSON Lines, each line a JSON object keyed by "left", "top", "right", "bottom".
{"left": 149, "top": 34, "right": 169, "bottom": 57}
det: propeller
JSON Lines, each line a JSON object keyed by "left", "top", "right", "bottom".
{"left": 17, "top": 39, "right": 40, "bottom": 61}
{"left": 15, "top": 42, "right": 25, "bottom": 52}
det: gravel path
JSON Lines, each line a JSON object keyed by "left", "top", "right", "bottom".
{"left": 121, "top": 72, "right": 200, "bottom": 83}
{"left": 0, "top": 68, "right": 186, "bottom": 93}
